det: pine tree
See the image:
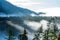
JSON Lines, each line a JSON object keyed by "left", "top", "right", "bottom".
{"left": 6, "top": 29, "right": 15, "bottom": 40}
{"left": 37, "top": 25, "right": 43, "bottom": 33}
{"left": 33, "top": 25, "right": 43, "bottom": 40}
{"left": 58, "top": 33, "right": 60, "bottom": 40}
{"left": 43, "top": 30, "right": 49, "bottom": 40}
{"left": 33, "top": 33, "right": 40, "bottom": 40}
{"left": 18, "top": 29, "right": 28, "bottom": 40}
{"left": 22, "top": 29, "right": 28, "bottom": 40}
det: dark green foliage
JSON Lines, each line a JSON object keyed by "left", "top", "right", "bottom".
{"left": 37, "top": 25, "right": 43, "bottom": 33}
{"left": 54, "top": 24, "right": 58, "bottom": 33}
{"left": 24, "top": 29, "right": 27, "bottom": 34}
{"left": 33, "top": 25, "right": 43, "bottom": 40}
{"left": 43, "top": 30, "right": 49, "bottom": 40}
{"left": 22, "top": 29, "right": 28, "bottom": 40}
{"left": 33, "top": 33, "right": 40, "bottom": 40}
{"left": 6, "top": 29, "right": 15, "bottom": 40}
{"left": 7, "top": 29, "right": 14, "bottom": 36}
{"left": 18, "top": 29, "right": 28, "bottom": 40}
{"left": 58, "top": 33, "right": 60, "bottom": 40}
{"left": 43, "top": 17, "right": 59, "bottom": 40}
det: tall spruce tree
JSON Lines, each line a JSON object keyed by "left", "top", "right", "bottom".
{"left": 22, "top": 29, "right": 28, "bottom": 40}
{"left": 43, "top": 29, "right": 49, "bottom": 40}
{"left": 33, "top": 25, "right": 43, "bottom": 40}
{"left": 33, "top": 33, "right": 40, "bottom": 40}
{"left": 37, "top": 25, "right": 43, "bottom": 33}
{"left": 18, "top": 29, "right": 28, "bottom": 40}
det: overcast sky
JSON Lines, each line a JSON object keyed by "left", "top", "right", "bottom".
{"left": 6, "top": 0, "right": 60, "bottom": 16}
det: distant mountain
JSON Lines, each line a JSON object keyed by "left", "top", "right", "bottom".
{"left": 0, "top": 0, "right": 46, "bottom": 17}
{"left": 0, "top": 17, "right": 35, "bottom": 32}
{"left": 0, "top": 0, "right": 37, "bottom": 17}
{"left": 0, "top": 0, "right": 2, "bottom": 12}
{"left": 31, "top": 12, "right": 46, "bottom": 16}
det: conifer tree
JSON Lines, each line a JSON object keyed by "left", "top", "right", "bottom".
{"left": 18, "top": 28, "right": 28, "bottom": 40}
{"left": 58, "top": 33, "right": 60, "bottom": 40}
{"left": 33, "top": 25, "right": 43, "bottom": 40}
{"left": 43, "top": 30, "right": 49, "bottom": 40}
{"left": 22, "top": 29, "right": 28, "bottom": 40}
{"left": 33, "top": 33, "right": 40, "bottom": 40}
{"left": 6, "top": 29, "right": 15, "bottom": 40}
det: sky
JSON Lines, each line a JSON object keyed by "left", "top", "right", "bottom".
{"left": 6, "top": 0, "right": 60, "bottom": 11}
{"left": 6, "top": 0, "right": 60, "bottom": 16}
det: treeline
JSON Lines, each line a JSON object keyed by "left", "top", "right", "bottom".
{"left": 5, "top": 17, "right": 60, "bottom": 40}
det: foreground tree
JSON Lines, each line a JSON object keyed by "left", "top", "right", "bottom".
{"left": 6, "top": 29, "right": 15, "bottom": 40}
{"left": 18, "top": 29, "right": 28, "bottom": 40}
{"left": 58, "top": 33, "right": 60, "bottom": 40}
{"left": 33, "top": 33, "right": 40, "bottom": 40}
{"left": 43, "top": 30, "right": 49, "bottom": 40}
{"left": 33, "top": 25, "right": 43, "bottom": 40}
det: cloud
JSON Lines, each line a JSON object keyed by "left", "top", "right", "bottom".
{"left": 24, "top": 20, "right": 41, "bottom": 31}
{"left": 6, "top": 21, "right": 24, "bottom": 32}
{"left": 37, "top": 7, "right": 60, "bottom": 16}
{"left": 24, "top": 20, "right": 48, "bottom": 31}
{"left": 6, "top": 0, "right": 40, "bottom": 6}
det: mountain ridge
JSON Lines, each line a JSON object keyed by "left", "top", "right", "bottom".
{"left": 0, "top": 0, "right": 45, "bottom": 17}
